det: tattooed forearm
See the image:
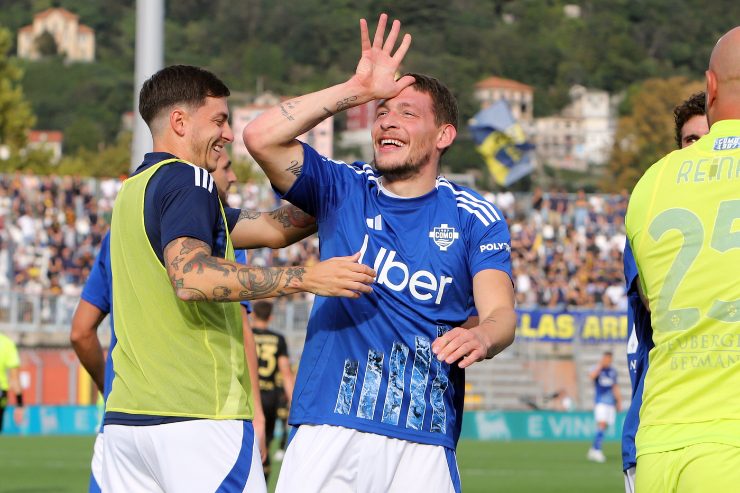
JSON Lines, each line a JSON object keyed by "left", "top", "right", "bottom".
{"left": 166, "top": 237, "right": 308, "bottom": 302}
{"left": 279, "top": 104, "right": 295, "bottom": 121}
{"left": 270, "top": 206, "right": 316, "bottom": 229}
{"left": 238, "top": 210, "right": 261, "bottom": 221}
{"left": 179, "top": 288, "right": 207, "bottom": 302}
{"left": 286, "top": 160, "right": 302, "bottom": 177}
{"left": 270, "top": 208, "right": 293, "bottom": 229}
{"left": 181, "top": 238, "right": 210, "bottom": 255}
{"left": 237, "top": 267, "right": 286, "bottom": 298}
{"left": 183, "top": 252, "right": 236, "bottom": 276}
{"left": 283, "top": 267, "right": 306, "bottom": 287}
{"left": 336, "top": 96, "right": 358, "bottom": 112}
{"left": 212, "top": 286, "right": 232, "bottom": 301}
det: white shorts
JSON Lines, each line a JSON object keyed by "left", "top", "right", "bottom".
{"left": 103, "top": 419, "right": 266, "bottom": 493}
{"left": 276, "top": 424, "right": 460, "bottom": 493}
{"left": 594, "top": 403, "right": 616, "bottom": 426}
{"left": 89, "top": 432, "right": 103, "bottom": 492}
{"left": 624, "top": 466, "right": 636, "bottom": 493}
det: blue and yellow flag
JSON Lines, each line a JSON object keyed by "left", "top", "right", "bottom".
{"left": 470, "top": 100, "right": 534, "bottom": 186}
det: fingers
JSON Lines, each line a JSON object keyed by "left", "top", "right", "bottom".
{"left": 395, "top": 74, "right": 416, "bottom": 92}
{"left": 338, "top": 252, "right": 376, "bottom": 277}
{"left": 350, "top": 281, "right": 374, "bottom": 294}
{"left": 360, "top": 18, "right": 371, "bottom": 52}
{"left": 347, "top": 251, "right": 361, "bottom": 262}
{"left": 372, "top": 13, "right": 388, "bottom": 49}
{"left": 383, "top": 19, "right": 401, "bottom": 53}
{"left": 432, "top": 328, "right": 486, "bottom": 368}
{"left": 392, "top": 33, "right": 412, "bottom": 63}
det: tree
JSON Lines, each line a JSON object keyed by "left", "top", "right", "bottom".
{"left": 0, "top": 27, "right": 36, "bottom": 154}
{"left": 603, "top": 76, "right": 704, "bottom": 192}
{"left": 34, "top": 30, "right": 58, "bottom": 57}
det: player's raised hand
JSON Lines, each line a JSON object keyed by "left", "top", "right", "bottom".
{"left": 352, "top": 13, "right": 415, "bottom": 100}
{"left": 432, "top": 326, "right": 490, "bottom": 369}
{"left": 302, "top": 252, "right": 376, "bottom": 298}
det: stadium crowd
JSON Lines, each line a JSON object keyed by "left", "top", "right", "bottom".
{"left": 1, "top": 172, "right": 628, "bottom": 310}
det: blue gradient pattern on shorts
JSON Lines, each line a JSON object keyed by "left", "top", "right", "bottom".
{"left": 357, "top": 349, "right": 384, "bottom": 419}
{"left": 406, "top": 337, "right": 432, "bottom": 431}
{"left": 334, "top": 359, "right": 359, "bottom": 415}
{"left": 381, "top": 342, "right": 410, "bottom": 425}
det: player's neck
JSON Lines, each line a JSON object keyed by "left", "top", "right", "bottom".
{"left": 152, "top": 136, "right": 202, "bottom": 168}
{"left": 379, "top": 169, "right": 438, "bottom": 198}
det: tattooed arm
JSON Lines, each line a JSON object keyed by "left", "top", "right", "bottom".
{"left": 164, "top": 237, "right": 375, "bottom": 302}
{"left": 230, "top": 204, "right": 317, "bottom": 250}
{"left": 243, "top": 14, "right": 414, "bottom": 194}
{"left": 431, "top": 270, "right": 516, "bottom": 369}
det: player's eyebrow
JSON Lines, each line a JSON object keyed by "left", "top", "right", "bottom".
{"left": 376, "top": 101, "right": 417, "bottom": 112}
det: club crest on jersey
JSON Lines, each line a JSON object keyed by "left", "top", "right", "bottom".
{"left": 429, "top": 224, "right": 459, "bottom": 251}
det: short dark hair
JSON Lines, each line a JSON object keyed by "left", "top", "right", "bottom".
{"left": 402, "top": 73, "right": 459, "bottom": 129}
{"left": 252, "top": 301, "right": 273, "bottom": 321}
{"left": 673, "top": 92, "right": 706, "bottom": 149}
{"left": 139, "top": 65, "right": 230, "bottom": 127}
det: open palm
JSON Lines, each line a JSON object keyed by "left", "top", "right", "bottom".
{"left": 353, "top": 14, "right": 415, "bottom": 100}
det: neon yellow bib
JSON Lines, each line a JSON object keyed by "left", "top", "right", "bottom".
{"left": 626, "top": 120, "right": 740, "bottom": 456}
{"left": 107, "top": 158, "right": 252, "bottom": 420}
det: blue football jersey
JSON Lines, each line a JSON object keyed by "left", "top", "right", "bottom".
{"left": 621, "top": 240, "right": 653, "bottom": 471}
{"left": 594, "top": 367, "right": 618, "bottom": 406}
{"left": 282, "top": 143, "right": 512, "bottom": 449}
{"left": 80, "top": 231, "right": 116, "bottom": 432}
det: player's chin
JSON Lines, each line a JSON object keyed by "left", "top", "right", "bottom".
{"left": 375, "top": 158, "right": 406, "bottom": 174}
{"left": 204, "top": 156, "right": 218, "bottom": 172}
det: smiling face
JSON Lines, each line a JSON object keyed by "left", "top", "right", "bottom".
{"left": 185, "top": 96, "right": 233, "bottom": 172}
{"left": 371, "top": 87, "right": 448, "bottom": 181}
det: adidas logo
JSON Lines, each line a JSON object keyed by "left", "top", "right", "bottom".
{"left": 366, "top": 214, "right": 382, "bottom": 231}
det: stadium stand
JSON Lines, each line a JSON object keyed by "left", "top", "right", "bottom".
{"left": 1, "top": 173, "right": 633, "bottom": 410}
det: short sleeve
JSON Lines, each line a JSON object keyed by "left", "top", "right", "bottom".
{"left": 277, "top": 334, "right": 289, "bottom": 359}
{"left": 225, "top": 207, "right": 241, "bottom": 233}
{"left": 467, "top": 203, "right": 513, "bottom": 281}
{"left": 146, "top": 163, "right": 221, "bottom": 259}
{"left": 159, "top": 189, "right": 219, "bottom": 249}
{"left": 81, "top": 233, "right": 111, "bottom": 313}
{"left": 282, "top": 142, "right": 360, "bottom": 221}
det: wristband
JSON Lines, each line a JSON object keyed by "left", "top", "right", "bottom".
{"left": 16, "top": 393, "right": 23, "bottom": 407}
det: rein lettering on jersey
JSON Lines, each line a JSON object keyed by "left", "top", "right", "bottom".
{"left": 358, "top": 234, "right": 453, "bottom": 305}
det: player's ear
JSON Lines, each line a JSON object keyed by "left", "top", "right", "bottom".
{"left": 170, "top": 108, "right": 187, "bottom": 137}
{"left": 705, "top": 69, "right": 718, "bottom": 115}
{"left": 436, "top": 124, "right": 457, "bottom": 152}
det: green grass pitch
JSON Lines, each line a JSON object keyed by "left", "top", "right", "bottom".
{"left": 0, "top": 436, "right": 623, "bottom": 492}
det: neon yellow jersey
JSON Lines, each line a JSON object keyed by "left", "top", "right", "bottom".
{"left": 0, "top": 333, "right": 20, "bottom": 391}
{"left": 107, "top": 158, "right": 252, "bottom": 420}
{"left": 626, "top": 119, "right": 740, "bottom": 457}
